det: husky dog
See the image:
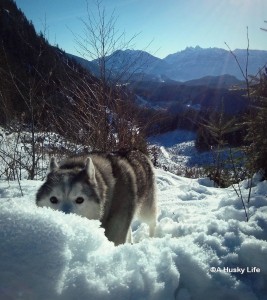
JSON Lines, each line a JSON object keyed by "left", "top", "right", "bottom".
{"left": 36, "top": 150, "right": 157, "bottom": 245}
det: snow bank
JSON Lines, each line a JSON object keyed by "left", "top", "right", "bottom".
{"left": 0, "top": 170, "right": 267, "bottom": 300}
{"left": 0, "top": 180, "right": 179, "bottom": 300}
{"left": 148, "top": 129, "right": 244, "bottom": 176}
{"left": 148, "top": 130, "right": 214, "bottom": 174}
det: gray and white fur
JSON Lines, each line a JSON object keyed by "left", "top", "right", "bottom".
{"left": 36, "top": 150, "right": 157, "bottom": 245}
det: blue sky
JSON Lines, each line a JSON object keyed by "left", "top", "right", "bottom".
{"left": 15, "top": 0, "right": 267, "bottom": 59}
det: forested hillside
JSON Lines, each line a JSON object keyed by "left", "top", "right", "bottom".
{"left": 0, "top": 0, "right": 161, "bottom": 153}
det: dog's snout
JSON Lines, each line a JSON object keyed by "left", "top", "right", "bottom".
{"left": 61, "top": 203, "right": 72, "bottom": 214}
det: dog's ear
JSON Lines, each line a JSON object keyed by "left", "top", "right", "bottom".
{"left": 49, "top": 157, "right": 58, "bottom": 172}
{"left": 85, "top": 157, "right": 96, "bottom": 184}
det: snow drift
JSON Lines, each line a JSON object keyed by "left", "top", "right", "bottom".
{"left": 0, "top": 169, "right": 267, "bottom": 300}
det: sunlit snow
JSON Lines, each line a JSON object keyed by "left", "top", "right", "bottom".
{"left": 1, "top": 167, "right": 267, "bottom": 300}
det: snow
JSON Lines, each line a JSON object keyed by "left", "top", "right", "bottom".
{"left": 1, "top": 168, "right": 267, "bottom": 300}
{"left": 148, "top": 129, "right": 245, "bottom": 179}
{"left": 0, "top": 127, "right": 266, "bottom": 299}
{"left": 148, "top": 130, "right": 215, "bottom": 174}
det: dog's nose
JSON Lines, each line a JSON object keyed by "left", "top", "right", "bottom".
{"left": 61, "top": 203, "right": 72, "bottom": 214}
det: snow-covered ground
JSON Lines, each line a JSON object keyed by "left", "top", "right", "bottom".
{"left": 149, "top": 129, "right": 243, "bottom": 177}
{"left": 1, "top": 168, "right": 267, "bottom": 300}
{"left": 148, "top": 130, "right": 214, "bottom": 175}
{"left": 0, "top": 128, "right": 266, "bottom": 299}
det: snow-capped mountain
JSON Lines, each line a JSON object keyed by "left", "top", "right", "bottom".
{"left": 163, "top": 46, "right": 267, "bottom": 81}
{"left": 71, "top": 46, "right": 267, "bottom": 82}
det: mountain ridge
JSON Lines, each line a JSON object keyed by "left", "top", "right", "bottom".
{"left": 162, "top": 46, "right": 267, "bottom": 81}
{"left": 70, "top": 46, "right": 267, "bottom": 82}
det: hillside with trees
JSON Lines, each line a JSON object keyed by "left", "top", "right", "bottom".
{"left": 0, "top": 0, "right": 166, "bottom": 158}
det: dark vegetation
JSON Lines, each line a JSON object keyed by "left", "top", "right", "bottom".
{"left": 129, "top": 79, "right": 250, "bottom": 149}
{"left": 0, "top": 0, "right": 163, "bottom": 155}
{"left": 245, "top": 67, "right": 267, "bottom": 177}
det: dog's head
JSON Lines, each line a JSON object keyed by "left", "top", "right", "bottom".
{"left": 36, "top": 157, "right": 102, "bottom": 220}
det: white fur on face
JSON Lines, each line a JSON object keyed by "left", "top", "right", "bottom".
{"left": 37, "top": 176, "right": 101, "bottom": 220}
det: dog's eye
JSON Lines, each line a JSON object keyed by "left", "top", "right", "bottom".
{"left": 75, "top": 197, "right": 84, "bottom": 204}
{"left": 50, "top": 196, "right": 58, "bottom": 204}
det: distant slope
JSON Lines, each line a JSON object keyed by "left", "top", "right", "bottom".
{"left": 128, "top": 79, "right": 249, "bottom": 116}
{"left": 67, "top": 53, "right": 98, "bottom": 76}
{"left": 71, "top": 49, "right": 170, "bottom": 82}
{"left": 183, "top": 74, "right": 245, "bottom": 89}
